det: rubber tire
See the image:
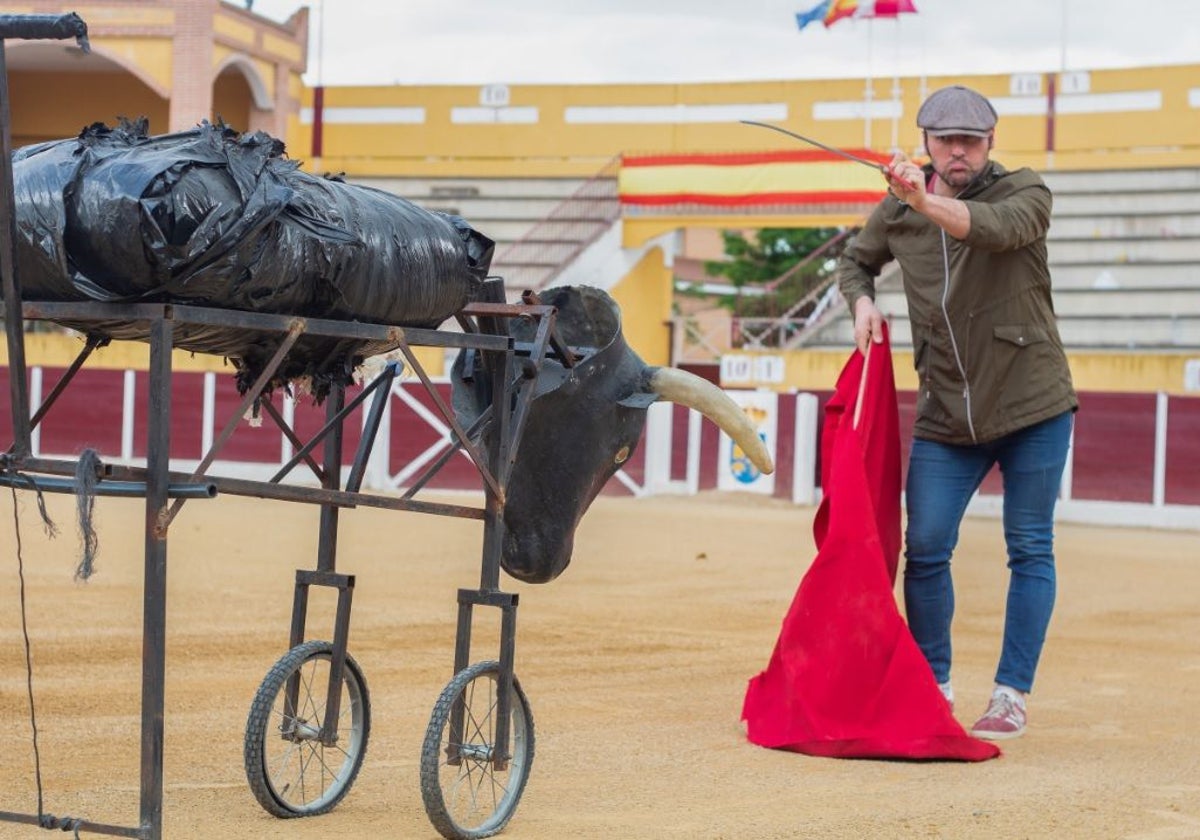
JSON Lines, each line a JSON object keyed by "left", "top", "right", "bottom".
{"left": 244, "top": 640, "right": 370, "bottom": 818}
{"left": 420, "top": 660, "right": 535, "bottom": 839}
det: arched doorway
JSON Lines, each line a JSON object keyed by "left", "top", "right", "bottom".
{"left": 5, "top": 42, "right": 169, "bottom": 146}
{"left": 212, "top": 54, "right": 274, "bottom": 134}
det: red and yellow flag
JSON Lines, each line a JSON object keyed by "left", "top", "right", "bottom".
{"left": 618, "top": 149, "right": 889, "bottom": 209}
{"left": 823, "top": 0, "right": 858, "bottom": 26}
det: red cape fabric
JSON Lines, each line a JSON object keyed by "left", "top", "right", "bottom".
{"left": 742, "top": 327, "right": 1000, "bottom": 761}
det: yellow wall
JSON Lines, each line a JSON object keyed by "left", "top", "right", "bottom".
{"left": 297, "top": 64, "right": 1200, "bottom": 178}
{"left": 8, "top": 71, "right": 168, "bottom": 145}
{"left": 720, "top": 348, "right": 1200, "bottom": 397}
{"left": 608, "top": 247, "right": 674, "bottom": 367}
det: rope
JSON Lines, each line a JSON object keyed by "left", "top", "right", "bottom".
{"left": 73, "top": 450, "right": 101, "bottom": 581}
{"left": 38, "top": 813, "right": 84, "bottom": 838}
{"left": 4, "top": 466, "right": 86, "bottom": 838}
{"left": 9, "top": 484, "right": 49, "bottom": 828}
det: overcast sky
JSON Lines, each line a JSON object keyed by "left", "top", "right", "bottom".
{"left": 242, "top": 0, "right": 1200, "bottom": 87}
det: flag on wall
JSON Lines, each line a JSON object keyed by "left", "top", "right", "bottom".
{"left": 795, "top": 0, "right": 831, "bottom": 30}
{"left": 617, "top": 149, "right": 889, "bottom": 210}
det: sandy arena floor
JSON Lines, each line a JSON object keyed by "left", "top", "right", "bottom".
{"left": 1, "top": 489, "right": 1198, "bottom": 839}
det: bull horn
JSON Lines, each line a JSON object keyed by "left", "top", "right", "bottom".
{"left": 647, "top": 367, "right": 775, "bottom": 475}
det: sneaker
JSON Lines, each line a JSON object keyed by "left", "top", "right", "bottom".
{"left": 938, "top": 681, "right": 954, "bottom": 711}
{"left": 970, "top": 686, "right": 1027, "bottom": 740}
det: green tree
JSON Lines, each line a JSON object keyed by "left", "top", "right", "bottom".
{"left": 702, "top": 227, "right": 842, "bottom": 316}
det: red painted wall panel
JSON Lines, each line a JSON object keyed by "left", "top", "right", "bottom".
{"left": 1072, "top": 392, "right": 1156, "bottom": 503}
{"left": 1165, "top": 395, "right": 1200, "bottom": 505}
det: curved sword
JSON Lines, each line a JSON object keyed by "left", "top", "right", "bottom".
{"left": 739, "top": 120, "right": 888, "bottom": 173}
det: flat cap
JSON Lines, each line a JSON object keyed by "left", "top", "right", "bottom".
{"left": 917, "top": 85, "right": 997, "bottom": 137}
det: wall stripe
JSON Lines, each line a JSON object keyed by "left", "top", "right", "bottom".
{"left": 565, "top": 102, "right": 787, "bottom": 125}
{"left": 299, "top": 106, "right": 426, "bottom": 125}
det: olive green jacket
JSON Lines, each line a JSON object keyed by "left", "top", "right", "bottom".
{"left": 837, "top": 161, "right": 1077, "bottom": 445}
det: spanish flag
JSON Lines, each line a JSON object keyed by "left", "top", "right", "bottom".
{"left": 618, "top": 149, "right": 889, "bottom": 209}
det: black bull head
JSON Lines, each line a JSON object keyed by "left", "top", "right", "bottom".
{"left": 452, "top": 286, "right": 774, "bottom": 584}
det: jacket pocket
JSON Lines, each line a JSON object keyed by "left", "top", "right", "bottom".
{"left": 986, "top": 323, "right": 1059, "bottom": 417}
{"left": 993, "top": 324, "right": 1048, "bottom": 348}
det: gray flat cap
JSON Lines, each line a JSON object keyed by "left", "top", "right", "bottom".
{"left": 917, "top": 85, "right": 997, "bottom": 137}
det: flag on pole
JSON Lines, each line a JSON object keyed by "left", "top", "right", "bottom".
{"left": 823, "top": 0, "right": 858, "bottom": 26}
{"left": 855, "top": 0, "right": 918, "bottom": 18}
{"left": 795, "top": 0, "right": 831, "bottom": 31}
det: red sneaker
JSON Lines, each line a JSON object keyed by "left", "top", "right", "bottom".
{"left": 970, "top": 688, "right": 1027, "bottom": 740}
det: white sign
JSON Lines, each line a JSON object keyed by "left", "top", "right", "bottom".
{"left": 479, "top": 84, "right": 510, "bottom": 107}
{"left": 720, "top": 354, "right": 785, "bottom": 387}
{"left": 1061, "top": 71, "right": 1091, "bottom": 94}
{"left": 1010, "top": 73, "right": 1042, "bottom": 96}
{"left": 1184, "top": 359, "right": 1200, "bottom": 392}
{"left": 717, "top": 390, "right": 777, "bottom": 496}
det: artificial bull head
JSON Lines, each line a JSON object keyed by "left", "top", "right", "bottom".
{"left": 451, "top": 285, "right": 773, "bottom": 584}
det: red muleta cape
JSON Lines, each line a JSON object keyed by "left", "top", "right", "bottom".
{"left": 742, "top": 326, "right": 999, "bottom": 761}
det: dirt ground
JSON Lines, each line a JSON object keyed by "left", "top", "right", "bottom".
{"left": 1, "top": 489, "right": 1198, "bottom": 840}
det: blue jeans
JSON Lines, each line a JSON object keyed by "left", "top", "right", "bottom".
{"left": 903, "top": 411, "right": 1073, "bottom": 694}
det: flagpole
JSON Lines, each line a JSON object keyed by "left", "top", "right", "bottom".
{"left": 864, "top": 18, "right": 874, "bottom": 148}
{"left": 890, "top": 17, "right": 901, "bottom": 152}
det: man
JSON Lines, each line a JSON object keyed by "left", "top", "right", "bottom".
{"left": 836, "top": 85, "right": 1077, "bottom": 740}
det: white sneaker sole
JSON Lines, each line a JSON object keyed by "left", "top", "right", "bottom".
{"left": 970, "top": 726, "right": 1025, "bottom": 741}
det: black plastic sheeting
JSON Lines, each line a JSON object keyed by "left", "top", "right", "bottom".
{"left": 9, "top": 119, "right": 494, "bottom": 396}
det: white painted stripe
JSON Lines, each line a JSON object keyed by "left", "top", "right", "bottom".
{"left": 122, "top": 369, "right": 136, "bottom": 461}
{"left": 300, "top": 106, "right": 426, "bottom": 125}
{"left": 812, "top": 99, "right": 902, "bottom": 120}
{"left": 564, "top": 102, "right": 787, "bottom": 124}
{"left": 1056, "top": 90, "right": 1162, "bottom": 114}
{"left": 991, "top": 95, "right": 1050, "bottom": 116}
{"left": 991, "top": 90, "right": 1162, "bottom": 119}
{"left": 451, "top": 106, "right": 539, "bottom": 124}
{"left": 1190, "top": 88, "right": 1200, "bottom": 108}
{"left": 1153, "top": 391, "right": 1168, "bottom": 508}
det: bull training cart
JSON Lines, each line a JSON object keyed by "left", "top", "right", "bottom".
{"left": 0, "top": 14, "right": 564, "bottom": 840}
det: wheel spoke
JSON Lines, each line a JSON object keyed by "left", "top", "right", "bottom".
{"left": 245, "top": 642, "right": 370, "bottom": 818}
{"left": 421, "top": 661, "right": 534, "bottom": 838}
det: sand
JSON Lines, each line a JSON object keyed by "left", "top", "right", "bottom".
{"left": 1, "top": 489, "right": 1197, "bottom": 839}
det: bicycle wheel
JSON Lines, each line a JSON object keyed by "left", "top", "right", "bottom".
{"left": 420, "top": 660, "right": 535, "bottom": 840}
{"left": 244, "top": 639, "right": 370, "bottom": 818}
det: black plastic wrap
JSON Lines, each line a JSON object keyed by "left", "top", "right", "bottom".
{"left": 9, "top": 120, "right": 494, "bottom": 394}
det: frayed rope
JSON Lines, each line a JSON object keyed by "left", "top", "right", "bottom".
{"left": 74, "top": 449, "right": 101, "bottom": 581}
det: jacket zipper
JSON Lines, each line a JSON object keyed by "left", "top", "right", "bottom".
{"left": 939, "top": 228, "right": 977, "bottom": 443}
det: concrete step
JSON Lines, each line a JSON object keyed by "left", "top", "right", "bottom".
{"left": 1041, "top": 168, "right": 1200, "bottom": 193}
{"left": 493, "top": 240, "right": 582, "bottom": 264}
{"left": 1047, "top": 237, "right": 1200, "bottom": 263}
{"left": 352, "top": 176, "right": 590, "bottom": 200}
{"left": 1049, "top": 261, "right": 1200, "bottom": 288}
{"left": 407, "top": 196, "right": 591, "bottom": 221}
{"left": 1049, "top": 213, "right": 1200, "bottom": 238}
{"left": 471, "top": 218, "right": 614, "bottom": 244}
{"left": 1052, "top": 191, "right": 1200, "bottom": 215}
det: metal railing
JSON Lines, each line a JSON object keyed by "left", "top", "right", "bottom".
{"left": 491, "top": 155, "right": 622, "bottom": 292}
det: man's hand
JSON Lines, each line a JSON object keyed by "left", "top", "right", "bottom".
{"left": 884, "top": 152, "right": 926, "bottom": 209}
{"left": 853, "top": 297, "right": 885, "bottom": 356}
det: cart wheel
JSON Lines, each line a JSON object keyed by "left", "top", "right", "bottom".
{"left": 420, "top": 660, "right": 535, "bottom": 839}
{"left": 243, "top": 639, "right": 370, "bottom": 818}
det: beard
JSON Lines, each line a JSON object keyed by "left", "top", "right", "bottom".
{"left": 940, "top": 159, "right": 983, "bottom": 189}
